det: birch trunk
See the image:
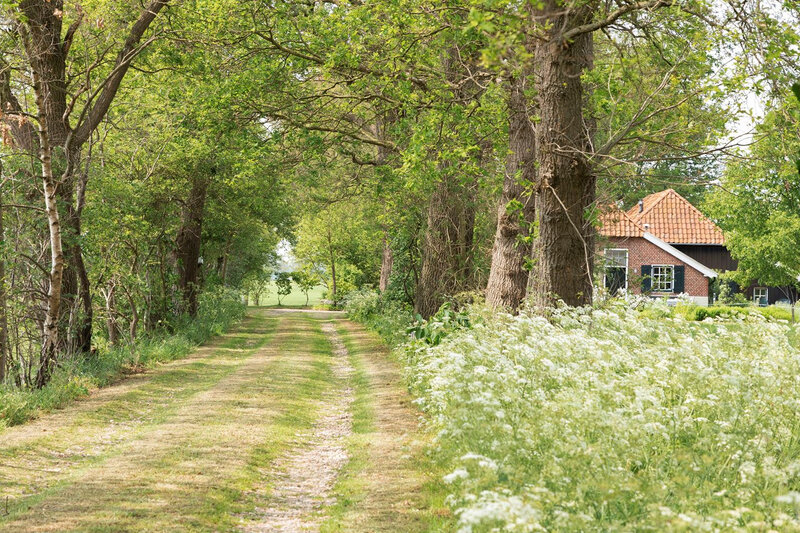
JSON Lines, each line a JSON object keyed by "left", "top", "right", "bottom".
{"left": 34, "top": 75, "right": 66, "bottom": 388}
{"left": 379, "top": 234, "right": 393, "bottom": 292}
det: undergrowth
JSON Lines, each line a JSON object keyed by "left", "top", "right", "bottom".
{"left": 343, "top": 289, "right": 414, "bottom": 346}
{"left": 0, "top": 288, "right": 245, "bottom": 428}
{"left": 347, "top": 291, "right": 800, "bottom": 531}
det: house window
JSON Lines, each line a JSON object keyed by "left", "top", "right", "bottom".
{"left": 753, "top": 287, "right": 768, "bottom": 306}
{"left": 651, "top": 265, "right": 674, "bottom": 292}
{"left": 604, "top": 249, "right": 628, "bottom": 294}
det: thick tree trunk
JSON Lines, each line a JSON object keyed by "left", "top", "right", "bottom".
{"left": 175, "top": 177, "right": 209, "bottom": 317}
{"left": 486, "top": 72, "right": 537, "bottom": 310}
{"left": 379, "top": 233, "right": 393, "bottom": 292}
{"left": 531, "top": 7, "right": 596, "bottom": 308}
{"left": 414, "top": 47, "right": 482, "bottom": 319}
{"left": 415, "top": 172, "right": 477, "bottom": 318}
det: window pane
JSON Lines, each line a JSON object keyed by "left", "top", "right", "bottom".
{"left": 605, "top": 249, "right": 628, "bottom": 268}
{"left": 652, "top": 265, "right": 674, "bottom": 292}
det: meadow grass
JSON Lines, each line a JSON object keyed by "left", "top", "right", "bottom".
{"left": 251, "top": 283, "right": 327, "bottom": 307}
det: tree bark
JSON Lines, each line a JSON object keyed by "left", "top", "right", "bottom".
{"left": 122, "top": 285, "right": 139, "bottom": 342}
{"left": 415, "top": 171, "right": 477, "bottom": 318}
{"left": 530, "top": 5, "right": 596, "bottom": 308}
{"left": 32, "top": 71, "right": 66, "bottom": 389}
{"left": 486, "top": 71, "right": 537, "bottom": 310}
{"left": 329, "top": 232, "right": 338, "bottom": 302}
{"left": 414, "top": 47, "right": 481, "bottom": 319}
{"left": 379, "top": 233, "right": 393, "bottom": 292}
{"left": 102, "top": 282, "right": 120, "bottom": 347}
{"left": 0, "top": 170, "right": 9, "bottom": 381}
{"left": 4, "top": 0, "right": 171, "bottom": 363}
{"left": 176, "top": 177, "right": 209, "bottom": 317}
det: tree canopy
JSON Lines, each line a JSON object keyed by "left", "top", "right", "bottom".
{"left": 0, "top": 0, "right": 797, "bottom": 386}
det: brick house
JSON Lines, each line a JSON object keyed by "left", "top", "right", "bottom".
{"left": 598, "top": 189, "right": 734, "bottom": 306}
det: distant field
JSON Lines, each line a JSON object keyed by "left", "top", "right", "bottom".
{"left": 250, "top": 283, "right": 327, "bottom": 307}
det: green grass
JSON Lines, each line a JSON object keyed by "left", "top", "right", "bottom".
{"left": 0, "top": 289, "right": 245, "bottom": 428}
{"left": 0, "top": 311, "right": 338, "bottom": 532}
{"left": 250, "top": 283, "right": 327, "bottom": 308}
{"left": 319, "top": 321, "right": 453, "bottom": 532}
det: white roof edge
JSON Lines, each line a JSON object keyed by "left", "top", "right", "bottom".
{"left": 643, "top": 232, "right": 718, "bottom": 278}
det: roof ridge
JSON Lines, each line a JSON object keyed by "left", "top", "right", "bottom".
{"left": 620, "top": 208, "right": 645, "bottom": 230}
{"left": 668, "top": 190, "right": 723, "bottom": 234}
{"left": 633, "top": 189, "right": 673, "bottom": 221}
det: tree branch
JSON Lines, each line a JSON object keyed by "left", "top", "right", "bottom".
{"left": 562, "top": 0, "right": 673, "bottom": 41}
{"left": 72, "top": 0, "right": 171, "bottom": 147}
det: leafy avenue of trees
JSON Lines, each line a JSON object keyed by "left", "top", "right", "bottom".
{"left": 0, "top": 0, "right": 798, "bottom": 387}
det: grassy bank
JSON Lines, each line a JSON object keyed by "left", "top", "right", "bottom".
{"left": 346, "top": 291, "right": 800, "bottom": 531}
{"left": 0, "top": 289, "right": 245, "bottom": 428}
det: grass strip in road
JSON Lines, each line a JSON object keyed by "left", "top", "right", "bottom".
{"left": 320, "top": 320, "right": 453, "bottom": 532}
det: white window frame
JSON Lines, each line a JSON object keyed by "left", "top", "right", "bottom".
{"left": 604, "top": 248, "right": 629, "bottom": 293}
{"left": 753, "top": 287, "right": 768, "bottom": 305}
{"left": 651, "top": 264, "right": 674, "bottom": 293}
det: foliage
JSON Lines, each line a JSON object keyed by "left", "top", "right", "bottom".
{"left": 673, "top": 303, "right": 794, "bottom": 322}
{"left": 343, "top": 289, "right": 414, "bottom": 347}
{"left": 294, "top": 201, "right": 383, "bottom": 304}
{"left": 0, "top": 288, "right": 244, "bottom": 428}
{"left": 292, "top": 269, "right": 319, "bottom": 306}
{"left": 407, "top": 303, "right": 472, "bottom": 346}
{"left": 401, "top": 303, "right": 800, "bottom": 531}
{"left": 705, "top": 90, "right": 800, "bottom": 303}
{"left": 242, "top": 269, "right": 272, "bottom": 306}
{"left": 717, "top": 279, "right": 749, "bottom": 306}
{"left": 275, "top": 273, "right": 293, "bottom": 306}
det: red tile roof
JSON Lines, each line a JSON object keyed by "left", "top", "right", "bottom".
{"left": 598, "top": 206, "right": 644, "bottom": 238}
{"left": 600, "top": 189, "right": 725, "bottom": 245}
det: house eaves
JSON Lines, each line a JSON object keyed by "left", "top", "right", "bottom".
{"left": 643, "top": 232, "right": 718, "bottom": 279}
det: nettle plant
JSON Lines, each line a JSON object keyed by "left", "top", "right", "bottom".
{"left": 402, "top": 303, "right": 800, "bottom": 532}
{"left": 407, "top": 303, "right": 471, "bottom": 346}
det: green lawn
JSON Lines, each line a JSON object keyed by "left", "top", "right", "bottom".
{"left": 250, "top": 283, "right": 327, "bottom": 308}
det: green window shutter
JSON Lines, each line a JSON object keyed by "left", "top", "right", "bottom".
{"left": 673, "top": 265, "right": 685, "bottom": 293}
{"left": 641, "top": 265, "right": 651, "bottom": 292}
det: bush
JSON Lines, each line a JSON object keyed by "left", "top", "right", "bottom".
{"left": 407, "top": 303, "right": 471, "bottom": 346}
{"left": 0, "top": 287, "right": 245, "bottom": 428}
{"left": 673, "top": 303, "right": 796, "bottom": 323}
{"left": 343, "top": 289, "right": 414, "bottom": 346}
{"left": 403, "top": 304, "right": 800, "bottom": 531}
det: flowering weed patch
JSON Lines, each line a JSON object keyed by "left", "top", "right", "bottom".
{"left": 402, "top": 303, "right": 800, "bottom": 531}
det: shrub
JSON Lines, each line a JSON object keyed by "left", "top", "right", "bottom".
{"left": 403, "top": 304, "right": 800, "bottom": 531}
{"left": 672, "top": 303, "right": 796, "bottom": 323}
{"left": 407, "top": 303, "right": 471, "bottom": 346}
{"left": 343, "top": 289, "right": 414, "bottom": 346}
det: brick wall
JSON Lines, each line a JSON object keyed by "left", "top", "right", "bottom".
{"left": 604, "top": 237, "right": 709, "bottom": 297}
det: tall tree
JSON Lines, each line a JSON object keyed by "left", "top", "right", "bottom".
{"left": 486, "top": 69, "right": 537, "bottom": 310}
{"left": 1, "top": 0, "right": 172, "bottom": 384}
